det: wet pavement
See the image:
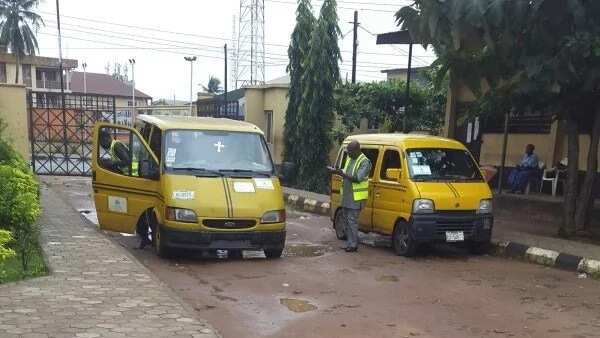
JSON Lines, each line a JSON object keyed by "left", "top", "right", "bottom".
{"left": 44, "top": 176, "right": 600, "bottom": 338}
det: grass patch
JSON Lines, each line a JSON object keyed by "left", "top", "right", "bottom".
{"left": 0, "top": 245, "right": 47, "bottom": 284}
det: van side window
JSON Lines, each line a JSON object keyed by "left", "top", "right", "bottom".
{"left": 149, "top": 127, "right": 162, "bottom": 163}
{"left": 140, "top": 123, "right": 152, "bottom": 142}
{"left": 97, "top": 126, "right": 153, "bottom": 177}
{"left": 361, "top": 148, "right": 379, "bottom": 178}
{"left": 336, "top": 148, "right": 348, "bottom": 169}
{"left": 380, "top": 149, "right": 401, "bottom": 181}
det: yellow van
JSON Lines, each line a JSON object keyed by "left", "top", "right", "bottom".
{"left": 330, "top": 134, "right": 493, "bottom": 256}
{"left": 91, "top": 115, "right": 286, "bottom": 258}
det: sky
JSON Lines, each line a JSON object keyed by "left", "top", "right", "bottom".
{"left": 36, "top": 0, "right": 435, "bottom": 101}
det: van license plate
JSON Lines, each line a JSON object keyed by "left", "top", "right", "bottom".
{"left": 445, "top": 231, "right": 464, "bottom": 242}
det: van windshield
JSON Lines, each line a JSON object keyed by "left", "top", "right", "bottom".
{"left": 163, "top": 130, "right": 274, "bottom": 176}
{"left": 406, "top": 148, "right": 483, "bottom": 182}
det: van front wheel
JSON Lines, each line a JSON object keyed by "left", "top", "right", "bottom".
{"left": 264, "top": 248, "right": 283, "bottom": 259}
{"left": 392, "top": 221, "right": 417, "bottom": 257}
{"left": 154, "top": 226, "right": 172, "bottom": 258}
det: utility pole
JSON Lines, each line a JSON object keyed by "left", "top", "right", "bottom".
{"left": 224, "top": 44, "right": 228, "bottom": 116}
{"left": 184, "top": 56, "right": 197, "bottom": 116}
{"left": 82, "top": 62, "right": 87, "bottom": 94}
{"left": 351, "top": 10, "right": 359, "bottom": 84}
{"left": 55, "top": 0, "right": 64, "bottom": 98}
{"left": 128, "top": 58, "right": 136, "bottom": 125}
{"left": 404, "top": 43, "right": 413, "bottom": 133}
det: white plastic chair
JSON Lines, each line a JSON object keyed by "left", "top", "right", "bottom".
{"left": 525, "top": 161, "right": 545, "bottom": 195}
{"left": 540, "top": 165, "right": 563, "bottom": 196}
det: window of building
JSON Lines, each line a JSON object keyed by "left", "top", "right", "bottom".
{"left": 380, "top": 149, "right": 401, "bottom": 181}
{"left": 265, "top": 110, "right": 273, "bottom": 144}
{"left": 0, "top": 63, "right": 6, "bottom": 83}
{"left": 128, "top": 101, "right": 133, "bottom": 107}
{"left": 22, "top": 64, "right": 32, "bottom": 87}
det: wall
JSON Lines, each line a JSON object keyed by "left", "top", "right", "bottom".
{"left": 479, "top": 133, "right": 555, "bottom": 167}
{"left": 0, "top": 84, "right": 29, "bottom": 158}
{"left": 243, "top": 87, "right": 290, "bottom": 165}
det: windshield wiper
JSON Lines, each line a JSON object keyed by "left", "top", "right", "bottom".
{"left": 171, "top": 167, "right": 223, "bottom": 177}
{"left": 218, "top": 169, "right": 271, "bottom": 177}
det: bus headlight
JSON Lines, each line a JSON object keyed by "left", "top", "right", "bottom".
{"left": 413, "top": 199, "right": 435, "bottom": 214}
{"left": 477, "top": 199, "right": 493, "bottom": 214}
{"left": 261, "top": 210, "right": 286, "bottom": 224}
{"left": 166, "top": 207, "right": 198, "bottom": 223}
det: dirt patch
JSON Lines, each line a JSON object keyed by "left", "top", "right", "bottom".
{"left": 376, "top": 275, "right": 399, "bottom": 282}
{"left": 284, "top": 244, "right": 330, "bottom": 257}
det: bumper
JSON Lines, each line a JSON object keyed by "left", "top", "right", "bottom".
{"left": 161, "top": 227, "right": 286, "bottom": 250}
{"left": 410, "top": 212, "right": 493, "bottom": 243}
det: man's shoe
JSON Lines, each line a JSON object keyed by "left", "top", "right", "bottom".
{"left": 344, "top": 247, "right": 358, "bottom": 252}
{"left": 138, "top": 239, "right": 151, "bottom": 249}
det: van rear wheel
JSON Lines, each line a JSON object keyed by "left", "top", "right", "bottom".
{"left": 334, "top": 210, "right": 347, "bottom": 240}
{"left": 392, "top": 220, "right": 418, "bottom": 257}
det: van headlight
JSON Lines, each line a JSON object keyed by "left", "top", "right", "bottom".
{"left": 261, "top": 210, "right": 286, "bottom": 224}
{"left": 166, "top": 207, "right": 198, "bottom": 223}
{"left": 477, "top": 199, "right": 493, "bottom": 214}
{"left": 413, "top": 199, "right": 435, "bottom": 214}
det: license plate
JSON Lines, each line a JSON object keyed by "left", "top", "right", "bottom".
{"left": 445, "top": 231, "right": 464, "bottom": 242}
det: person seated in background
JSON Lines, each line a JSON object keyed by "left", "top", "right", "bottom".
{"left": 508, "top": 144, "right": 539, "bottom": 194}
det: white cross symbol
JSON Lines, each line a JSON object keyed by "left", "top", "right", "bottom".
{"left": 214, "top": 141, "right": 226, "bottom": 153}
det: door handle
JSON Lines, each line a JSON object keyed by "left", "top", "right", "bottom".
{"left": 375, "top": 193, "right": 381, "bottom": 198}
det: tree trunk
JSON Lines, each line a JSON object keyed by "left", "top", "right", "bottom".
{"left": 575, "top": 108, "right": 600, "bottom": 231}
{"left": 14, "top": 53, "right": 20, "bottom": 84}
{"left": 560, "top": 114, "right": 579, "bottom": 238}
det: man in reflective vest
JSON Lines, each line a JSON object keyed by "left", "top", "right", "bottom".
{"left": 99, "top": 129, "right": 138, "bottom": 176}
{"left": 330, "top": 140, "right": 371, "bottom": 252}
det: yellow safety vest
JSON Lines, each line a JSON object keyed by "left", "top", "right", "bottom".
{"left": 342, "top": 153, "right": 369, "bottom": 201}
{"left": 110, "top": 140, "right": 138, "bottom": 176}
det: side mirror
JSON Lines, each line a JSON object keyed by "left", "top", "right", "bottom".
{"left": 278, "top": 161, "right": 296, "bottom": 183}
{"left": 139, "top": 159, "right": 160, "bottom": 180}
{"left": 386, "top": 168, "right": 401, "bottom": 181}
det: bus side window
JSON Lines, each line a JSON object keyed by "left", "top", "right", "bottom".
{"left": 149, "top": 126, "right": 162, "bottom": 163}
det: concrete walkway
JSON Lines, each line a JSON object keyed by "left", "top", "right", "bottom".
{"left": 0, "top": 184, "right": 219, "bottom": 338}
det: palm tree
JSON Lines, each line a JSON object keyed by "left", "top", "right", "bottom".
{"left": 0, "top": 0, "right": 44, "bottom": 84}
{"left": 202, "top": 76, "right": 222, "bottom": 94}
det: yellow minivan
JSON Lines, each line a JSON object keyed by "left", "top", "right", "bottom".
{"left": 331, "top": 134, "right": 493, "bottom": 256}
{"left": 91, "top": 115, "right": 286, "bottom": 258}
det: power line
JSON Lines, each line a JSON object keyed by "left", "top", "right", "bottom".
{"left": 265, "top": 0, "right": 398, "bottom": 13}
{"left": 41, "top": 13, "right": 434, "bottom": 58}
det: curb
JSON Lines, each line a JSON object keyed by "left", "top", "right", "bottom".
{"left": 283, "top": 191, "right": 600, "bottom": 278}
{"left": 495, "top": 241, "right": 600, "bottom": 277}
{"left": 284, "top": 192, "right": 331, "bottom": 216}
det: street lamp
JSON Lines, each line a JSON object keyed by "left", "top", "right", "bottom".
{"left": 128, "top": 58, "right": 136, "bottom": 125}
{"left": 184, "top": 56, "right": 197, "bottom": 116}
{"left": 82, "top": 62, "right": 87, "bottom": 95}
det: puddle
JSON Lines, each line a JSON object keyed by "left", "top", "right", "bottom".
{"left": 284, "top": 244, "right": 329, "bottom": 257}
{"left": 280, "top": 298, "right": 317, "bottom": 313}
{"left": 376, "top": 275, "right": 399, "bottom": 282}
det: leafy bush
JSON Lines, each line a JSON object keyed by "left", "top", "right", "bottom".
{"left": 0, "top": 118, "right": 42, "bottom": 274}
{"left": 0, "top": 230, "right": 15, "bottom": 262}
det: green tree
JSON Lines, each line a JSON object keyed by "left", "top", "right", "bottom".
{"left": 203, "top": 76, "right": 222, "bottom": 94}
{"left": 333, "top": 79, "right": 444, "bottom": 138}
{"left": 284, "top": 0, "right": 315, "bottom": 176}
{"left": 296, "top": 0, "right": 341, "bottom": 193}
{"left": 397, "top": 0, "right": 600, "bottom": 236}
{"left": 0, "top": 0, "right": 44, "bottom": 83}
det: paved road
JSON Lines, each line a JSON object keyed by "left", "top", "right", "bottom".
{"left": 47, "top": 177, "right": 600, "bottom": 338}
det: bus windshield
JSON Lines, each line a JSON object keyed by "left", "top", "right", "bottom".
{"left": 406, "top": 148, "right": 483, "bottom": 182}
{"left": 163, "top": 130, "right": 274, "bottom": 176}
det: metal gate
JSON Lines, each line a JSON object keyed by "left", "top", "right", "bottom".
{"left": 29, "top": 91, "right": 116, "bottom": 176}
